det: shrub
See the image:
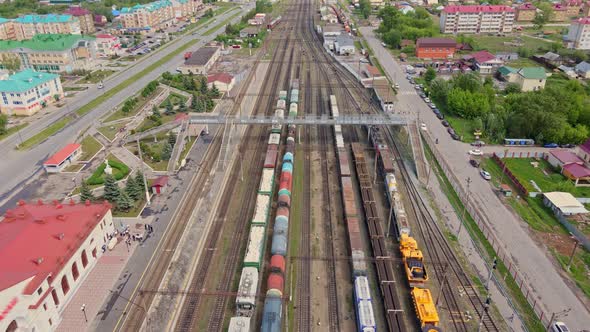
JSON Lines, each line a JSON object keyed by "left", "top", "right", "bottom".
{"left": 86, "top": 159, "right": 130, "bottom": 185}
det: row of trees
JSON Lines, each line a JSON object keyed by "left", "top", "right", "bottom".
{"left": 161, "top": 72, "right": 220, "bottom": 113}
{"left": 141, "top": 80, "right": 159, "bottom": 98}
{"left": 426, "top": 71, "right": 590, "bottom": 144}
{"left": 0, "top": 114, "right": 7, "bottom": 135}
{"left": 80, "top": 172, "right": 146, "bottom": 212}
{"left": 121, "top": 97, "right": 139, "bottom": 114}
{"left": 377, "top": 6, "right": 437, "bottom": 48}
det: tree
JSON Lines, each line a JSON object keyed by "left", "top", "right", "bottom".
{"left": 179, "top": 102, "right": 188, "bottom": 113}
{"left": 209, "top": 83, "right": 220, "bottom": 98}
{"left": 359, "top": 0, "right": 371, "bottom": 18}
{"left": 504, "top": 83, "right": 521, "bottom": 94}
{"left": 447, "top": 88, "right": 490, "bottom": 119}
{"left": 168, "top": 132, "right": 177, "bottom": 146}
{"left": 382, "top": 30, "right": 402, "bottom": 48}
{"left": 125, "top": 176, "right": 142, "bottom": 201}
{"left": 424, "top": 67, "right": 436, "bottom": 84}
{"left": 533, "top": 2, "right": 553, "bottom": 28}
{"left": 116, "top": 191, "right": 134, "bottom": 211}
{"left": 517, "top": 47, "right": 532, "bottom": 58}
{"left": 165, "top": 98, "right": 174, "bottom": 114}
{"left": 0, "top": 114, "right": 7, "bottom": 135}
{"left": 199, "top": 76, "right": 208, "bottom": 94}
{"left": 161, "top": 142, "right": 173, "bottom": 160}
{"left": 428, "top": 78, "right": 450, "bottom": 104}
{"left": 80, "top": 181, "right": 94, "bottom": 202}
{"left": 1, "top": 54, "right": 20, "bottom": 72}
{"left": 103, "top": 174, "right": 120, "bottom": 203}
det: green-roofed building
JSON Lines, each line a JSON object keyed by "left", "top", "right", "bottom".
{"left": 0, "top": 14, "right": 81, "bottom": 41}
{"left": 0, "top": 69, "right": 64, "bottom": 116}
{"left": 497, "top": 66, "right": 547, "bottom": 92}
{"left": 0, "top": 34, "right": 96, "bottom": 74}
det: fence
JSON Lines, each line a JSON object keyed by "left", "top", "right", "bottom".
{"left": 422, "top": 133, "right": 552, "bottom": 327}
{"left": 491, "top": 153, "right": 529, "bottom": 197}
{"left": 556, "top": 213, "right": 590, "bottom": 252}
{"left": 493, "top": 151, "right": 546, "bottom": 159}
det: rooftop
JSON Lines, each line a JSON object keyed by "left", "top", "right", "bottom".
{"left": 498, "top": 66, "right": 517, "bottom": 75}
{"left": 0, "top": 69, "right": 59, "bottom": 93}
{"left": 14, "top": 14, "right": 74, "bottom": 24}
{"left": 121, "top": 0, "right": 173, "bottom": 14}
{"left": 580, "top": 138, "right": 590, "bottom": 155}
{"left": 563, "top": 163, "right": 590, "bottom": 178}
{"left": 517, "top": 67, "right": 546, "bottom": 79}
{"left": 44, "top": 143, "right": 81, "bottom": 166}
{"left": 151, "top": 175, "right": 169, "bottom": 187}
{"left": 517, "top": 3, "right": 536, "bottom": 10}
{"left": 553, "top": 4, "right": 567, "bottom": 11}
{"left": 184, "top": 46, "right": 219, "bottom": 66}
{"left": 544, "top": 191, "right": 588, "bottom": 213}
{"left": 96, "top": 34, "right": 117, "bottom": 39}
{"left": 575, "top": 61, "right": 590, "bottom": 72}
{"left": 208, "top": 72, "right": 234, "bottom": 84}
{"left": 442, "top": 5, "right": 514, "bottom": 13}
{"left": 573, "top": 17, "right": 590, "bottom": 25}
{"left": 465, "top": 50, "right": 496, "bottom": 63}
{"left": 0, "top": 34, "right": 95, "bottom": 52}
{"left": 64, "top": 6, "right": 92, "bottom": 16}
{"left": 550, "top": 150, "right": 584, "bottom": 164}
{"left": 0, "top": 200, "right": 112, "bottom": 294}
{"left": 336, "top": 34, "right": 354, "bottom": 47}
{"left": 416, "top": 37, "right": 457, "bottom": 48}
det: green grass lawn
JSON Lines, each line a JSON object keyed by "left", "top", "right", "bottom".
{"left": 160, "top": 93, "right": 188, "bottom": 108}
{"left": 504, "top": 57, "right": 541, "bottom": 68}
{"left": 498, "top": 158, "right": 590, "bottom": 197}
{"left": 179, "top": 136, "right": 197, "bottom": 163}
{"left": 78, "top": 70, "right": 115, "bottom": 84}
{"left": 64, "top": 86, "right": 88, "bottom": 92}
{"left": 126, "top": 133, "right": 171, "bottom": 171}
{"left": 104, "top": 86, "right": 165, "bottom": 123}
{"left": 113, "top": 197, "right": 146, "bottom": 218}
{"left": 444, "top": 114, "right": 480, "bottom": 142}
{"left": 98, "top": 121, "right": 130, "bottom": 141}
{"left": 473, "top": 35, "right": 554, "bottom": 53}
{"left": 79, "top": 135, "right": 103, "bottom": 161}
{"left": 553, "top": 248, "right": 590, "bottom": 299}
{"left": 0, "top": 123, "right": 28, "bottom": 142}
{"left": 17, "top": 117, "right": 72, "bottom": 150}
{"left": 75, "top": 38, "right": 199, "bottom": 117}
{"left": 137, "top": 113, "right": 177, "bottom": 132}
{"left": 86, "top": 153, "right": 129, "bottom": 183}
{"left": 63, "top": 164, "right": 84, "bottom": 173}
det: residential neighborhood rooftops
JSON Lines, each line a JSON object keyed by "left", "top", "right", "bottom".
{"left": 575, "top": 61, "right": 590, "bottom": 72}
{"left": 580, "top": 138, "right": 590, "bottom": 154}
{"left": 541, "top": 51, "right": 561, "bottom": 61}
{"left": 464, "top": 50, "right": 496, "bottom": 63}
{"left": 0, "top": 200, "right": 112, "bottom": 294}
{"left": 0, "top": 34, "right": 95, "bottom": 52}
{"left": 442, "top": 5, "right": 514, "bottom": 13}
{"left": 550, "top": 150, "right": 584, "bottom": 164}
{"left": 0, "top": 69, "right": 59, "bottom": 93}
{"left": 44, "top": 144, "right": 81, "bottom": 166}
{"left": 416, "top": 37, "right": 457, "bottom": 48}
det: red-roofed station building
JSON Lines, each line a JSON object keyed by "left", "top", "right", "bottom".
{"left": 0, "top": 200, "right": 114, "bottom": 331}
{"left": 440, "top": 5, "right": 515, "bottom": 34}
{"left": 207, "top": 73, "right": 235, "bottom": 93}
{"left": 43, "top": 144, "right": 81, "bottom": 173}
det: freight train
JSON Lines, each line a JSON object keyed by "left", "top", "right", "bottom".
{"left": 330, "top": 95, "right": 378, "bottom": 332}
{"left": 369, "top": 125, "right": 441, "bottom": 331}
{"left": 260, "top": 80, "right": 300, "bottom": 332}
{"left": 228, "top": 91, "right": 289, "bottom": 332}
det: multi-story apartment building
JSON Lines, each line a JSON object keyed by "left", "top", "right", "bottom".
{"left": 440, "top": 5, "right": 515, "bottom": 34}
{"left": 64, "top": 6, "right": 96, "bottom": 34}
{"left": 0, "top": 34, "right": 95, "bottom": 73}
{"left": 566, "top": 17, "right": 590, "bottom": 49}
{"left": 119, "top": 0, "right": 200, "bottom": 32}
{"left": 0, "top": 14, "right": 81, "bottom": 41}
{"left": 552, "top": 4, "right": 570, "bottom": 22}
{"left": 515, "top": 3, "right": 536, "bottom": 22}
{"left": 0, "top": 69, "right": 64, "bottom": 116}
{"left": 0, "top": 201, "right": 114, "bottom": 332}
{"left": 565, "top": 0, "right": 583, "bottom": 17}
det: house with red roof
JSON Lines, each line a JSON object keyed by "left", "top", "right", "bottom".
{"left": 440, "top": 5, "right": 515, "bottom": 34}
{"left": 547, "top": 150, "right": 584, "bottom": 168}
{"left": 565, "top": 0, "right": 584, "bottom": 17}
{"left": 43, "top": 144, "right": 81, "bottom": 173}
{"left": 563, "top": 163, "right": 590, "bottom": 185}
{"left": 150, "top": 175, "right": 169, "bottom": 195}
{"left": 207, "top": 73, "right": 235, "bottom": 93}
{"left": 0, "top": 200, "right": 113, "bottom": 332}
{"left": 576, "top": 138, "right": 590, "bottom": 162}
{"left": 552, "top": 4, "right": 570, "bottom": 22}
{"left": 462, "top": 50, "right": 503, "bottom": 74}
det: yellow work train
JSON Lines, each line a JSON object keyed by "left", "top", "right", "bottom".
{"left": 400, "top": 234, "right": 429, "bottom": 287}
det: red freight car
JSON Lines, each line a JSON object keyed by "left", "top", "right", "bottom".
{"left": 347, "top": 217, "right": 363, "bottom": 251}
{"left": 341, "top": 177, "right": 358, "bottom": 217}
{"left": 264, "top": 145, "right": 278, "bottom": 168}
{"left": 267, "top": 273, "right": 284, "bottom": 295}
{"left": 270, "top": 255, "right": 286, "bottom": 275}
{"left": 379, "top": 149, "right": 395, "bottom": 174}
{"left": 338, "top": 150, "right": 351, "bottom": 177}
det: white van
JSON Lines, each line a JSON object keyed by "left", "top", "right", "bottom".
{"left": 551, "top": 322, "right": 569, "bottom": 332}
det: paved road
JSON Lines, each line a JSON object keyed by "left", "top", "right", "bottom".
{"left": 360, "top": 26, "right": 590, "bottom": 330}
{"left": 0, "top": 4, "right": 251, "bottom": 210}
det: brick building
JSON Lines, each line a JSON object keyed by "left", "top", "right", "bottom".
{"left": 515, "top": 3, "right": 536, "bottom": 21}
{"left": 566, "top": 17, "right": 590, "bottom": 49}
{"left": 440, "top": 5, "right": 515, "bottom": 34}
{"left": 64, "top": 7, "right": 96, "bottom": 34}
{"left": 416, "top": 37, "right": 457, "bottom": 59}
{"left": 0, "top": 14, "right": 81, "bottom": 41}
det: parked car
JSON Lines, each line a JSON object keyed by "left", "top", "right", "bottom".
{"left": 436, "top": 113, "right": 444, "bottom": 120}
{"left": 468, "top": 149, "right": 484, "bottom": 156}
{"left": 429, "top": 103, "right": 436, "bottom": 109}
{"left": 447, "top": 128, "right": 455, "bottom": 135}
{"left": 480, "top": 170, "right": 492, "bottom": 180}
{"left": 451, "top": 133, "right": 461, "bottom": 140}
{"left": 441, "top": 120, "right": 449, "bottom": 127}
{"left": 551, "top": 322, "right": 570, "bottom": 332}
{"left": 419, "top": 92, "right": 426, "bottom": 98}
{"left": 544, "top": 143, "right": 559, "bottom": 148}
{"left": 420, "top": 123, "right": 427, "bottom": 131}
{"left": 415, "top": 85, "right": 421, "bottom": 90}
{"left": 424, "top": 97, "right": 430, "bottom": 103}
{"left": 469, "top": 159, "right": 480, "bottom": 167}
{"left": 394, "top": 83, "right": 400, "bottom": 89}
{"left": 560, "top": 144, "right": 575, "bottom": 148}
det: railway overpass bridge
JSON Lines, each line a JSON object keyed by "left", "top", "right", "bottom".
{"left": 189, "top": 113, "right": 408, "bottom": 126}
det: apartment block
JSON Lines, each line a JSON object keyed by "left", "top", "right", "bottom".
{"left": 440, "top": 5, "right": 515, "bottom": 34}
{"left": 119, "top": 0, "right": 200, "bottom": 32}
{"left": 0, "top": 34, "right": 95, "bottom": 73}
{"left": 567, "top": 17, "right": 590, "bottom": 49}
{"left": 64, "top": 6, "right": 96, "bottom": 34}
{"left": 0, "top": 69, "right": 63, "bottom": 116}
{"left": 552, "top": 4, "right": 570, "bottom": 22}
{"left": 0, "top": 14, "right": 81, "bottom": 41}
{"left": 515, "top": 3, "right": 536, "bottom": 22}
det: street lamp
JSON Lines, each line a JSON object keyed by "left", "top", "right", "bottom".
{"left": 81, "top": 303, "right": 88, "bottom": 323}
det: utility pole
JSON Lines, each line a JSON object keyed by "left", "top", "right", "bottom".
{"left": 476, "top": 296, "right": 491, "bottom": 332}
{"left": 457, "top": 177, "right": 471, "bottom": 237}
{"left": 485, "top": 257, "right": 498, "bottom": 291}
{"left": 136, "top": 138, "right": 151, "bottom": 206}
{"left": 567, "top": 235, "right": 580, "bottom": 272}
{"left": 386, "top": 198, "right": 394, "bottom": 237}
{"left": 546, "top": 308, "right": 570, "bottom": 330}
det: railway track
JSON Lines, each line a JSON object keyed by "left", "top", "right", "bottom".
{"left": 173, "top": 20, "right": 298, "bottom": 332}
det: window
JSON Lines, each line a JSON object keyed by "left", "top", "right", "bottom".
{"left": 81, "top": 250, "right": 88, "bottom": 268}
{"left": 43, "top": 303, "right": 47, "bottom": 311}
{"left": 72, "top": 262, "right": 80, "bottom": 280}
{"left": 51, "top": 289, "right": 59, "bottom": 306}
{"left": 61, "top": 275, "right": 70, "bottom": 295}
{"left": 49, "top": 319, "right": 52, "bottom": 326}
{"left": 92, "top": 247, "right": 97, "bottom": 258}
{"left": 37, "top": 287, "right": 43, "bottom": 295}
